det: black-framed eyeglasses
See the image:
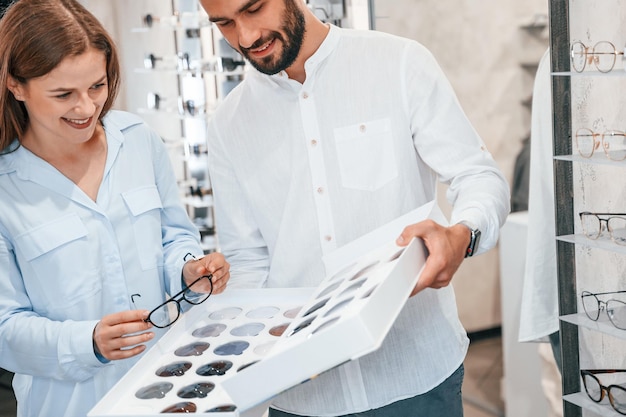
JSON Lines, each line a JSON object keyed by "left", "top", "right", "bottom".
{"left": 579, "top": 212, "right": 626, "bottom": 246}
{"left": 146, "top": 274, "right": 213, "bottom": 328}
{"left": 581, "top": 290, "right": 626, "bottom": 330}
{"left": 581, "top": 369, "right": 626, "bottom": 415}
{"left": 570, "top": 41, "right": 625, "bottom": 73}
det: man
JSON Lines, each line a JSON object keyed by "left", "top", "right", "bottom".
{"left": 201, "top": 0, "right": 510, "bottom": 416}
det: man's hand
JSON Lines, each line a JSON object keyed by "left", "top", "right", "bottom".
{"left": 396, "top": 220, "right": 471, "bottom": 296}
{"left": 182, "top": 252, "right": 230, "bottom": 294}
{"left": 93, "top": 310, "right": 154, "bottom": 361}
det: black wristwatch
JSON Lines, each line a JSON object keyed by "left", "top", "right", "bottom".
{"left": 459, "top": 222, "right": 481, "bottom": 258}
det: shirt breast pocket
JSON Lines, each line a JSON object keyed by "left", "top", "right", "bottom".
{"left": 333, "top": 118, "right": 398, "bottom": 191}
{"left": 122, "top": 185, "right": 164, "bottom": 271}
{"left": 14, "top": 213, "right": 102, "bottom": 316}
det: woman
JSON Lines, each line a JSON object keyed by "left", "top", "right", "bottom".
{"left": 0, "top": 0, "right": 230, "bottom": 416}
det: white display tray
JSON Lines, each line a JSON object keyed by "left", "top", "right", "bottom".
{"left": 90, "top": 203, "right": 435, "bottom": 416}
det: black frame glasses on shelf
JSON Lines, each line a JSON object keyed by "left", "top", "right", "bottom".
{"left": 579, "top": 212, "right": 626, "bottom": 246}
{"left": 570, "top": 40, "right": 625, "bottom": 73}
{"left": 581, "top": 290, "right": 626, "bottom": 330}
{"left": 145, "top": 274, "right": 213, "bottom": 329}
{"left": 581, "top": 369, "right": 626, "bottom": 415}
{"left": 575, "top": 128, "right": 626, "bottom": 161}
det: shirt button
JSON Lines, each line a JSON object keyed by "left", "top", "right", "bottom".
{"left": 302, "top": 92, "right": 309, "bottom": 99}
{"left": 359, "top": 124, "right": 366, "bottom": 133}
{"left": 311, "top": 139, "right": 318, "bottom": 147}
{"left": 324, "top": 235, "right": 332, "bottom": 242}
{"left": 316, "top": 187, "right": 324, "bottom": 194}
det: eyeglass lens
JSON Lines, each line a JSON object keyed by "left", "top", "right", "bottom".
{"left": 571, "top": 41, "right": 620, "bottom": 73}
{"left": 147, "top": 275, "right": 213, "bottom": 328}
{"left": 582, "top": 371, "right": 626, "bottom": 414}
{"left": 580, "top": 213, "right": 626, "bottom": 245}
{"left": 581, "top": 291, "right": 626, "bottom": 330}
{"left": 575, "top": 128, "right": 626, "bottom": 161}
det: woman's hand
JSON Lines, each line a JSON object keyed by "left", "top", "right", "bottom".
{"left": 92, "top": 310, "right": 154, "bottom": 361}
{"left": 182, "top": 252, "right": 230, "bottom": 294}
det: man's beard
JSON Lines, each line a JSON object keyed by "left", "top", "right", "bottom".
{"left": 240, "top": 0, "right": 306, "bottom": 75}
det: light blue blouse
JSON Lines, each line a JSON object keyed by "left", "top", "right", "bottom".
{"left": 0, "top": 110, "right": 203, "bottom": 417}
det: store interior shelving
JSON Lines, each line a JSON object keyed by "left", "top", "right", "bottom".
{"left": 550, "top": 0, "right": 626, "bottom": 416}
{"left": 130, "top": 0, "right": 246, "bottom": 254}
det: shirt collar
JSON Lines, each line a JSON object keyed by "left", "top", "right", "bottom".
{"left": 265, "top": 23, "right": 342, "bottom": 85}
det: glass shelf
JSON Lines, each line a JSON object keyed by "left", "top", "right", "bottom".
{"left": 556, "top": 234, "right": 626, "bottom": 255}
{"left": 552, "top": 70, "right": 626, "bottom": 77}
{"left": 134, "top": 67, "right": 246, "bottom": 77}
{"left": 137, "top": 107, "right": 215, "bottom": 120}
{"left": 554, "top": 154, "right": 626, "bottom": 167}
{"left": 564, "top": 392, "right": 623, "bottom": 416}
{"left": 183, "top": 195, "right": 214, "bottom": 209}
{"left": 560, "top": 312, "right": 626, "bottom": 341}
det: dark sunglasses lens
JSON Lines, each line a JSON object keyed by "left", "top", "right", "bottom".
{"left": 177, "top": 382, "right": 215, "bottom": 399}
{"left": 174, "top": 341, "right": 210, "bottom": 357}
{"left": 196, "top": 360, "right": 233, "bottom": 376}
{"left": 205, "top": 404, "right": 237, "bottom": 412}
{"left": 156, "top": 361, "right": 192, "bottom": 377}
{"left": 160, "top": 401, "right": 197, "bottom": 413}
{"left": 135, "top": 382, "right": 173, "bottom": 399}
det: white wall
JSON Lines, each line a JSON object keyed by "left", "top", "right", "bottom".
{"left": 374, "top": 0, "right": 549, "bottom": 331}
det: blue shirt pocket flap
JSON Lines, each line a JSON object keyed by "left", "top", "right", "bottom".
{"left": 122, "top": 185, "right": 163, "bottom": 216}
{"left": 15, "top": 213, "right": 88, "bottom": 261}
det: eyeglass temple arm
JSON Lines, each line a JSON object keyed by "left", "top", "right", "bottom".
{"left": 579, "top": 212, "right": 626, "bottom": 216}
{"left": 582, "top": 369, "right": 626, "bottom": 375}
{"left": 582, "top": 290, "right": 626, "bottom": 297}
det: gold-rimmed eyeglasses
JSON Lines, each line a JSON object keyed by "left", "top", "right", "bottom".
{"left": 581, "top": 369, "right": 626, "bottom": 415}
{"left": 575, "top": 128, "right": 626, "bottom": 161}
{"left": 579, "top": 212, "right": 626, "bottom": 246}
{"left": 570, "top": 41, "right": 625, "bottom": 73}
{"left": 581, "top": 290, "right": 626, "bottom": 330}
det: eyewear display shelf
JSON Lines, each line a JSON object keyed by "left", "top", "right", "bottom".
{"left": 132, "top": 0, "right": 245, "bottom": 254}
{"left": 550, "top": 0, "right": 626, "bottom": 416}
{"left": 89, "top": 234, "right": 427, "bottom": 416}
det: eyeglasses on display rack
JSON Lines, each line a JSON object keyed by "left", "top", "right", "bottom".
{"left": 579, "top": 212, "right": 626, "bottom": 246}
{"left": 570, "top": 41, "right": 625, "bottom": 73}
{"left": 575, "top": 128, "right": 626, "bottom": 161}
{"left": 581, "top": 290, "right": 626, "bottom": 330}
{"left": 145, "top": 273, "right": 213, "bottom": 329}
{"left": 580, "top": 369, "right": 626, "bottom": 415}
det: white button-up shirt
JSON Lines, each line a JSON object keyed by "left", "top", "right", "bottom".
{"left": 207, "top": 25, "right": 510, "bottom": 416}
{"left": 0, "top": 111, "right": 204, "bottom": 417}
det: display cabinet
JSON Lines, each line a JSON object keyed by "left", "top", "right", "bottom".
{"left": 549, "top": 0, "right": 626, "bottom": 415}
{"left": 121, "top": 0, "right": 373, "bottom": 254}
{"left": 130, "top": 0, "right": 245, "bottom": 254}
